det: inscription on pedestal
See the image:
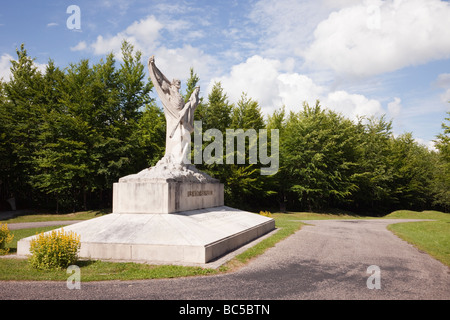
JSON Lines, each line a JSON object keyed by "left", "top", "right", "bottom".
{"left": 113, "top": 182, "right": 224, "bottom": 214}
{"left": 187, "top": 190, "right": 213, "bottom": 197}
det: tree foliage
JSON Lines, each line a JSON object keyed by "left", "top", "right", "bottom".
{"left": 0, "top": 44, "right": 448, "bottom": 214}
{"left": 0, "top": 42, "right": 164, "bottom": 212}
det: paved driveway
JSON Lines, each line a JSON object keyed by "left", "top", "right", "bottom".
{"left": 1, "top": 219, "right": 449, "bottom": 300}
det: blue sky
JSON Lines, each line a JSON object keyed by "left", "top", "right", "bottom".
{"left": 1, "top": 0, "right": 449, "bottom": 148}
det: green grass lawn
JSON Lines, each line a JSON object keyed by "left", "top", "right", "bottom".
{"left": 0, "top": 209, "right": 448, "bottom": 281}
{"left": 1, "top": 209, "right": 110, "bottom": 223}
{"left": 385, "top": 210, "right": 450, "bottom": 266}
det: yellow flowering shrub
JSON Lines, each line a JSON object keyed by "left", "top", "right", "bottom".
{"left": 0, "top": 223, "right": 14, "bottom": 255}
{"left": 29, "top": 229, "right": 81, "bottom": 270}
{"left": 259, "top": 210, "right": 272, "bottom": 217}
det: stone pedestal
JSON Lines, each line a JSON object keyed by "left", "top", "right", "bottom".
{"left": 17, "top": 159, "right": 275, "bottom": 265}
{"left": 113, "top": 181, "right": 224, "bottom": 214}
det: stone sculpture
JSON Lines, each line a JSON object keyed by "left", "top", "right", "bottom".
{"left": 148, "top": 55, "right": 199, "bottom": 165}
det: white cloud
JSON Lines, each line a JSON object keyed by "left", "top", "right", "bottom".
{"left": 70, "top": 41, "right": 87, "bottom": 52}
{"left": 304, "top": 0, "right": 450, "bottom": 77}
{"left": 277, "top": 73, "right": 325, "bottom": 111}
{"left": 34, "top": 61, "right": 47, "bottom": 75}
{"left": 441, "top": 89, "right": 450, "bottom": 104}
{"left": 47, "top": 22, "right": 58, "bottom": 27}
{"left": 435, "top": 73, "right": 450, "bottom": 103}
{"left": 209, "top": 55, "right": 385, "bottom": 121}
{"left": 0, "top": 53, "right": 47, "bottom": 81}
{"left": 324, "top": 90, "right": 384, "bottom": 121}
{"left": 415, "top": 137, "right": 437, "bottom": 151}
{"left": 89, "top": 15, "right": 163, "bottom": 56}
{"left": 249, "top": 0, "right": 330, "bottom": 59}
{"left": 0, "top": 54, "right": 13, "bottom": 81}
{"left": 209, "top": 56, "right": 283, "bottom": 112}
{"left": 435, "top": 73, "right": 450, "bottom": 87}
{"left": 387, "top": 97, "right": 402, "bottom": 118}
{"left": 153, "top": 45, "right": 219, "bottom": 86}
{"left": 72, "top": 13, "right": 218, "bottom": 94}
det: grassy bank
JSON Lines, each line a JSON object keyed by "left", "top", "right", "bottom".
{"left": 385, "top": 210, "right": 450, "bottom": 266}
{"left": 1, "top": 209, "right": 110, "bottom": 223}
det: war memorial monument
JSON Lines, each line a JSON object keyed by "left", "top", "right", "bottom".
{"left": 17, "top": 56, "right": 275, "bottom": 266}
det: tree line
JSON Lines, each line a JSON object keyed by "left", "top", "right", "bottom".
{"left": 0, "top": 42, "right": 449, "bottom": 214}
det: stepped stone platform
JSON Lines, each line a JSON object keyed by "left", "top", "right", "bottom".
{"left": 17, "top": 206, "right": 274, "bottom": 265}
{"left": 17, "top": 161, "right": 275, "bottom": 265}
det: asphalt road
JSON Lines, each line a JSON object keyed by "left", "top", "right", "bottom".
{"left": 1, "top": 219, "right": 449, "bottom": 300}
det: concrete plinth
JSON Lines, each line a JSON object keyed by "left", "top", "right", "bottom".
{"left": 17, "top": 206, "right": 275, "bottom": 265}
{"left": 17, "top": 160, "right": 275, "bottom": 266}
{"left": 113, "top": 181, "right": 224, "bottom": 214}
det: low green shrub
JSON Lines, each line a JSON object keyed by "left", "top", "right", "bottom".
{"left": 29, "top": 229, "right": 81, "bottom": 270}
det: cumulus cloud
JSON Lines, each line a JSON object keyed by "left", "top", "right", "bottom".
{"left": 0, "top": 54, "right": 13, "bottom": 81}
{"left": 152, "top": 45, "right": 219, "bottom": 86}
{"left": 324, "top": 90, "right": 384, "bottom": 121}
{"left": 73, "top": 14, "right": 217, "bottom": 86}
{"left": 415, "top": 137, "right": 437, "bottom": 151}
{"left": 90, "top": 15, "right": 163, "bottom": 56}
{"left": 0, "top": 53, "right": 47, "bottom": 81}
{"left": 387, "top": 97, "right": 402, "bottom": 118}
{"left": 435, "top": 73, "right": 450, "bottom": 103}
{"left": 249, "top": 0, "right": 330, "bottom": 59}
{"left": 70, "top": 41, "right": 87, "bottom": 52}
{"left": 209, "top": 55, "right": 385, "bottom": 121}
{"left": 209, "top": 56, "right": 284, "bottom": 112}
{"left": 303, "top": 0, "right": 450, "bottom": 77}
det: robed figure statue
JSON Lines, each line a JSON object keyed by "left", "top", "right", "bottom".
{"left": 148, "top": 56, "right": 200, "bottom": 164}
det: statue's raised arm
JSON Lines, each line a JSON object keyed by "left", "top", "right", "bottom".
{"left": 148, "top": 55, "right": 200, "bottom": 164}
{"left": 148, "top": 56, "right": 170, "bottom": 91}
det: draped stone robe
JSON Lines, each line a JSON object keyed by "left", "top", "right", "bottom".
{"left": 148, "top": 56, "right": 199, "bottom": 164}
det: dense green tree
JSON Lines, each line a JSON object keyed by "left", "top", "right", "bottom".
{"left": 227, "top": 93, "right": 267, "bottom": 208}
{"left": 389, "top": 133, "right": 435, "bottom": 210}
{"left": 350, "top": 116, "right": 394, "bottom": 212}
{"left": 136, "top": 102, "right": 166, "bottom": 167}
{"left": 432, "top": 112, "right": 450, "bottom": 211}
{"left": 203, "top": 81, "right": 233, "bottom": 132}
{"left": 265, "top": 106, "right": 288, "bottom": 211}
{"left": 1, "top": 44, "right": 448, "bottom": 214}
{"left": 280, "top": 102, "right": 359, "bottom": 211}
{"left": 231, "top": 92, "right": 265, "bottom": 130}
{"left": 196, "top": 82, "right": 232, "bottom": 196}
{"left": 0, "top": 44, "right": 44, "bottom": 208}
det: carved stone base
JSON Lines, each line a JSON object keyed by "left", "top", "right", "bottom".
{"left": 17, "top": 206, "right": 275, "bottom": 265}
{"left": 17, "top": 160, "right": 275, "bottom": 266}
{"left": 113, "top": 181, "right": 224, "bottom": 214}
